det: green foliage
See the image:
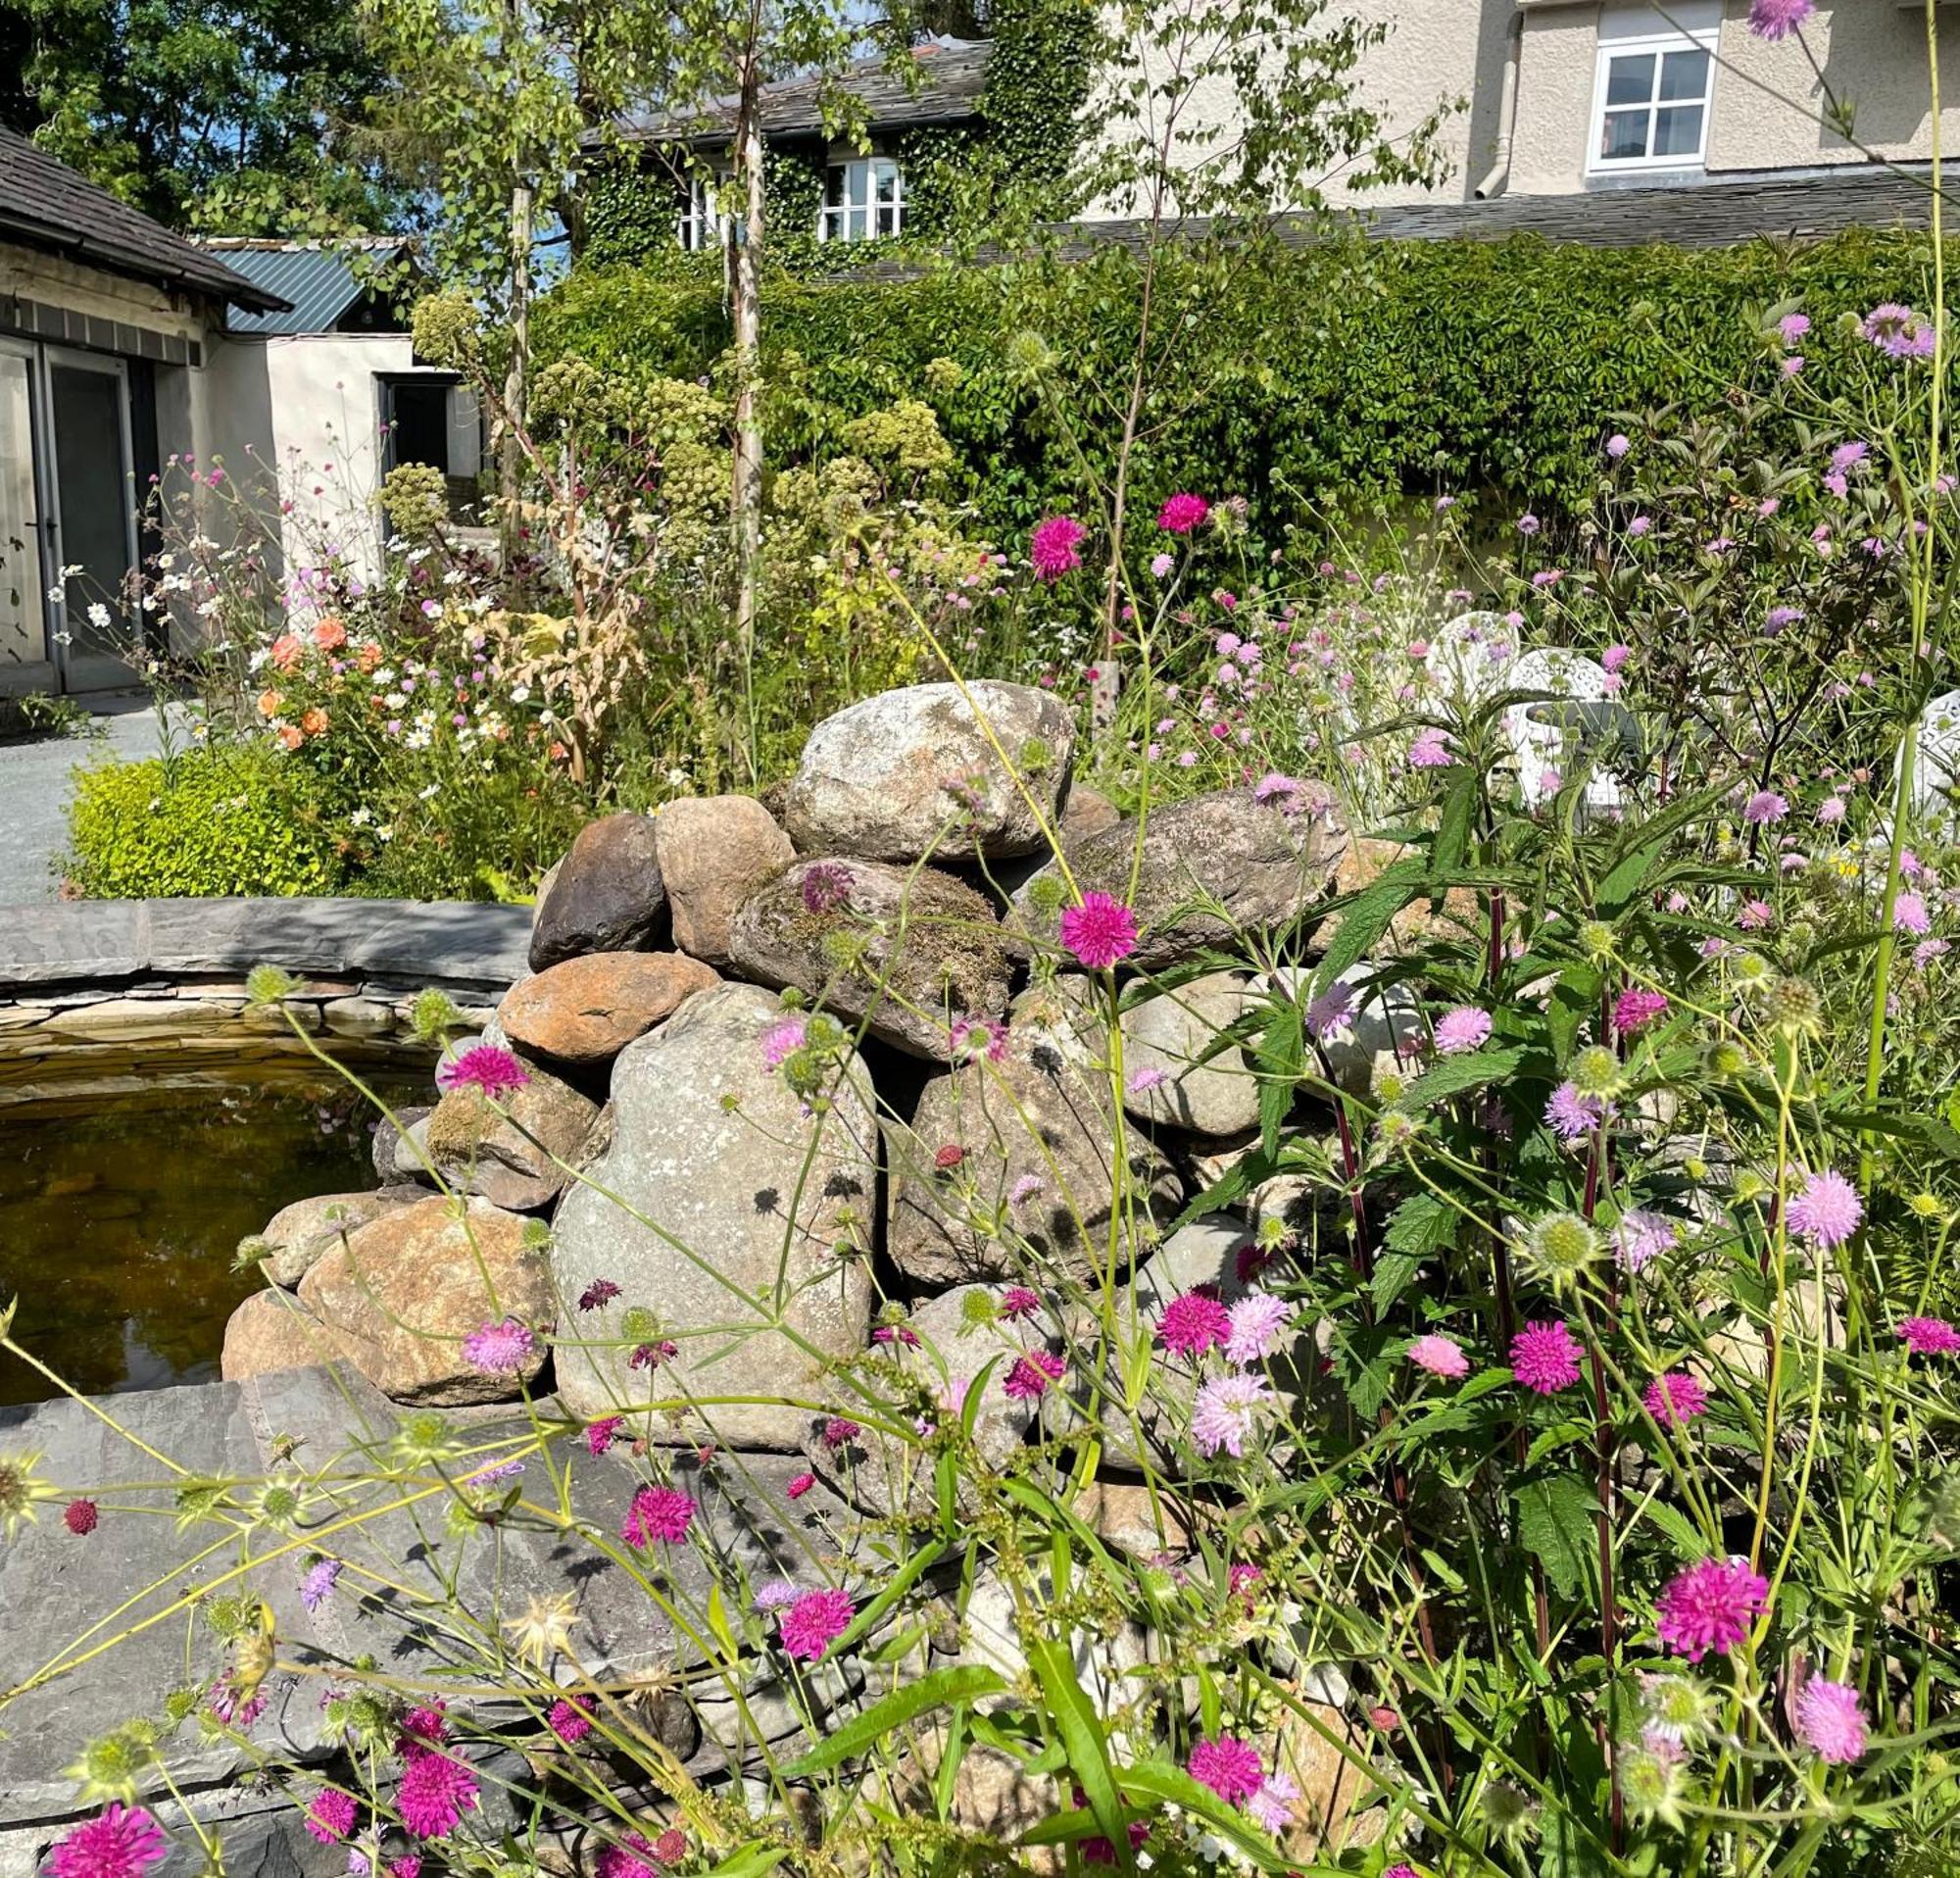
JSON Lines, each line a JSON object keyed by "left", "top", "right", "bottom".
{"left": 66, "top": 748, "right": 349, "bottom": 898}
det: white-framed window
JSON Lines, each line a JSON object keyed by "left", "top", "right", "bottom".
{"left": 677, "top": 175, "right": 721, "bottom": 252}
{"left": 819, "top": 157, "right": 904, "bottom": 242}
{"left": 1589, "top": 2, "right": 1720, "bottom": 174}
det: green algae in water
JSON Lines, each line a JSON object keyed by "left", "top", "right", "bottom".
{"left": 0, "top": 1084, "right": 405, "bottom": 1404}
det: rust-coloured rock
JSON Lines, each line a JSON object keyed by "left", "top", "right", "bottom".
{"left": 655, "top": 795, "right": 795, "bottom": 964}
{"left": 220, "top": 1288, "right": 335, "bottom": 1381}
{"left": 498, "top": 952, "right": 720, "bottom": 1066}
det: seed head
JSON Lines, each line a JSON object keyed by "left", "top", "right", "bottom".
{"left": 1578, "top": 919, "right": 1616, "bottom": 961}
{"left": 1766, "top": 974, "right": 1823, "bottom": 1036}
{"left": 1568, "top": 1044, "right": 1623, "bottom": 1099}
{"left": 1520, "top": 1212, "right": 1604, "bottom": 1290}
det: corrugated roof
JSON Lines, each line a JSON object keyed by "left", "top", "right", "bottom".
{"left": 615, "top": 38, "right": 990, "bottom": 146}
{"left": 0, "top": 127, "right": 287, "bottom": 311}
{"left": 204, "top": 241, "right": 407, "bottom": 335}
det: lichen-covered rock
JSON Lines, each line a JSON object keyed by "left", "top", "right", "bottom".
{"left": 498, "top": 951, "right": 719, "bottom": 1067}
{"left": 1118, "top": 970, "right": 1263, "bottom": 1137}
{"left": 528, "top": 814, "right": 666, "bottom": 970}
{"left": 726, "top": 859, "right": 1012, "bottom": 1060}
{"left": 298, "top": 1195, "right": 550, "bottom": 1404}
{"left": 258, "top": 1187, "right": 420, "bottom": 1289}
{"left": 422, "top": 1063, "right": 604, "bottom": 1211}
{"left": 1009, "top": 788, "right": 1348, "bottom": 970}
{"left": 888, "top": 1038, "right": 1178, "bottom": 1285}
{"left": 550, "top": 983, "right": 878, "bottom": 1448}
{"left": 220, "top": 1288, "right": 334, "bottom": 1380}
{"left": 656, "top": 795, "right": 796, "bottom": 964}
{"left": 786, "top": 680, "right": 1075, "bottom": 862}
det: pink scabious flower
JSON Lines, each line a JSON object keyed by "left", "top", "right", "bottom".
{"left": 306, "top": 1791, "right": 359, "bottom": 1845}
{"left": 622, "top": 1485, "right": 696, "bottom": 1548}
{"left": 1864, "top": 302, "right": 1937, "bottom": 360}
{"left": 786, "top": 1471, "right": 816, "bottom": 1499}
{"left": 300, "top": 1557, "right": 342, "bottom": 1612}
{"left": 1030, "top": 514, "right": 1087, "bottom": 580}
{"left": 760, "top": 1014, "right": 808, "bottom": 1070}
{"left": 1510, "top": 1320, "right": 1582, "bottom": 1395}
{"left": 1794, "top": 1675, "right": 1869, "bottom": 1762}
{"left": 949, "top": 1013, "right": 1008, "bottom": 1063}
{"left": 1545, "top": 1081, "right": 1607, "bottom": 1144}
{"left": 436, "top": 1044, "right": 530, "bottom": 1100}
{"left": 1613, "top": 988, "right": 1669, "bottom": 1036}
{"left": 872, "top": 1323, "right": 920, "bottom": 1347}
{"left": 1004, "top": 1349, "right": 1065, "bottom": 1400}
{"left": 586, "top": 1415, "right": 625, "bottom": 1457}
{"left": 1787, "top": 1168, "right": 1862, "bottom": 1249}
{"left": 1895, "top": 891, "right": 1933, "bottom": 935}
{"left": 396, "top": 1748, "right": 479, "bottom": 1838}
{"left": 390, "top": 1860, "right": 423, "bottom": 1878}
{"left": 799, "top": 861, "right": 855, "bottom": 914}
{"left": 822, "top": 1416, "right": 861, "bottom": 1447}
{"left": 548, "top": 1696, "right": 594, "bottom": 1744}
{"left": 48, "top": 1804, "right": 169, "bottom": 1878}
{"left": 1433, "top": 1006, "right": 1492, "bottom": 1056}
{"left": 1223, "top": 1293, "right": 1290, "bottom": 1365}
{"left": 1126, "top": 1064, "right": 1169, "bottom": 1095}
{"left": 1151, "top": 551, "right": 1175, "bottom": 577}
{"left": 1742, "top": 789, "right": 1788, "bottom": 825}
{"left": 1157, "top": 1292, "right": 1232, "bottom": 1358}
{"left": 1897, "top": 1315, "right": 1960, "bottom": 1356}
{"left": 461, "top": 1316, "right": 535, "bottom": 1375}
{"left": 400, "top": 1702, "right": 449, "bottom": 1748}
{"left": 1191, "top": 1372, "right": 1274, "bottom": 1458}
{"left": 1001, "top": 1285, "right": 1042, "bottom": 1319}
{"left": 1407, "top": 1333, "right": 1469, "bottom": 1380}
{"left": 1156, "top": 492, "right": 1211, "bottom": 535}
{"left": 1605, "top": 433, "right": 1631, "bottom": 459}
{"left": 1407, "top": 727, "right": 1454, "bottom": 768}
{"left": 779, "top": 1586, "right": 855, "bottom": 1661}
{"left": 1187, "top": 1735, "right": 1263, "bottom": 1806}
{"left": 1737, "top": 900, "right": 1774, "bottom": 932}
{"left": 1643, "top": 1371, "right": 1709, "bottom": 1426}
{"left": 1245, "top": 1770, "right": 1299, "bottom": 1832}
{"left": 596, "top": 1835, "right": 663, "bottom": 1878}
{"left": 1058, "top": 891, "right": 1139, "bottom": 969}
{"left": 1655, "top": 1557, "right": 1770, "bottom": 1660}
{"left": 1778, "top": 311, "right": 1812, "bottom": 343}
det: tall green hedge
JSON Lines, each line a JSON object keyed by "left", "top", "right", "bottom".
{"left": 534, "top": 225, "right": 1942, "bottom": 538}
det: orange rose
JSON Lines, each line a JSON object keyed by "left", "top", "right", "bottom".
{"left": 277, "top": 723, "right": 304, "bottom": 751}
{"left": 257, "top": 688, "right": 283, "bottom": 718}
{"left": 357, "top": 642, "right": 383, "bottom": 672}
{"left": 300, "top": 707, "right": 329, "bottom": 737}
{"left": 269, "top": 632, "right": 303, "bottom": 671}
{"left": 313, "top": 617, "right": 347, "bottom": 651}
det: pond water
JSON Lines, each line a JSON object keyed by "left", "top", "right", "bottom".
{"left": 0, "top": 1077, "right": 419, "bottom": 1405}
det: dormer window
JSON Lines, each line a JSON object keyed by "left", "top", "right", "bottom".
{"left": 820, "top": 158, "right": 904, "bottom": 241}
{"left": 1590, "top": 2, "right": 1719, "bottom": 174}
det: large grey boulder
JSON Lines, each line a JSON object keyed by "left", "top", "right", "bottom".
{"left": 1118, "top": 970, "right": 1263, "bottom": 1137}
{"left": 726, "top": 858, "right": 1013, "bottom": 1060}
{"left": 1008, "top": 788, "right": 1348, "bottom": 970}
{"left": 550, "top": 983, "right": 879, "bottom": 1448}
{"left": 786, "top": 681, "right": 1075, "bottom": 862}
{"left": 529, "top": 813, "right": 667, "bottom": 970}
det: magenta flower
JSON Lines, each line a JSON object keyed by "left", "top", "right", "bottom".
{"left": 787, "top": 1470, "right": 815, "bottom": 1499}
{"left": 1156, "top": 492, "right": 1211, "bottom": 535}
{"left": 622, "top": 1485, "right": 697, "bottom": 1548}
{"left": 1510, "top": 1320, "right": 1582, "bottom": 1395}
{"left": 778, "top": 1585, "right": 855, "bottom": 1660}
{"left": 1545, "top": 1081, "right": 1607, "bottom": 1144}
{"left": 1157, "top": 1292, "right": 1232, "bottom": 1358}
{"left": 1223, "top": 1293, "right": 1290, "bottom": 1365}
{"left": 437, "top": 1044, "right": 530, "bottom": 1101}
{"left": 48, "top": 1804, "right": 169, "bottom": 1878}
{"left": 586, "top": 1415, "right": 625, "bottom": 1456}
{"left": 1058, "top": 891, "right": 1139, "bottom": 969}
{"left": 760, "top": 1014, "right": 808, "bottom": 1070}
{"left": 949, "top": 1013, "right": 1008, "bottom": 1063}
{"left": 578, "top": 1278, "right": 621, "bottom": 1311}
{"left": 1030, "top": 514, "right": 1087, "bottom": 581}
{"left": 396, "top": 1748, "right": 479, "bottom": 1838}
{"left": 1191, "top": 1372, "right": 1273, "bottom": 1458}
{"left": 1748, "top": 6, "right": 1815, "bottom": 48}
{"left": 1793, "top": 1676, "right": 1868, "bottom": 1762}
{"left": 1787, "top": 1168, "right": 1862, "bottom": 1249}
{"left": 1612, "top": 988, "right": 1669, "bottom": 1036}
{"left": 1004, "top": 1349, "right": 1065, "bottom": 1400}
{"left": 305, "top": 1790, "right": 359, "bottom": 1845}
{"left": 1001, "top": 1286, "right": 1042, "bottom": 1319}
{"left": 822, "top": 1416, "right": 861, "bottom": 1446}
{"left": 461, "top": 1316, "right": 536, "bottom": 1375}
{"left": 1654, "top": 1557, "right": 1770, "bottom": 1660}
{"left": 1433, "top": 1006, "right": 1492, "bottom": 1056}
{"left": 1642, "top": 1371, "right": 1709, "bottom": 1426}
{"left": 799, "top": 861, "right": 855, "bottom": 914}
{"left": 1897, "top": 1315, "right": 1960, "bottom": 1356}
{"left": 1407, "top": 1333, "right": 1469, "bottom": 1380}
{"left": 596, "top": 1835, "right": 664, "bottom": 1878}
{"left": 1187, "top": 1735, "right": 1263, "bottom": 1805}
{"left": 548, "top": 1696, "right": 594, "bottom": 1744}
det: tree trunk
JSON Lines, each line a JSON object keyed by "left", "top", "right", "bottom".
{"left": 729, "top": 49, "right": 766, "bottom": 773}
{"left": 500, "top": 173, "right": 534, "bottom": 573}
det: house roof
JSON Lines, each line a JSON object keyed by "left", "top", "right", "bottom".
{"left": 614, "top": 37, "right": 990, "bottom": 147}
{"left": 201, "top": 239, "right": 409, "bottom": 335}
{"left": 0, "top": 128, "right": 288, "bottom": 311}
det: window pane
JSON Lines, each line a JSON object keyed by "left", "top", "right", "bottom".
{"left": 875, "top": 164, "right": 899, "bottom": 205}
{"left": 1658, "top": 48, "right": 1708, "bottom": 102}
{"left": 1604, "top": 53, "right": 1655, "bottom": 107}
{"left": 847, "top": 203, "right": 866, "bottom": 240}
{"left": 1600, "top": 109, "right": 1650, "bottom": 161}
{"left": 1653, "top": 103, "right": 1703, "bottom": 156}
{"left": 876, "top": 203, "right": 898, "bottom": 235}
{"left": 825, "top": 165, "right": 846, "bottom": 207}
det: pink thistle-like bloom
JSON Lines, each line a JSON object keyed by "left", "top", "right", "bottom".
{"left": 548, "top": 1696, "right": 594, "bottom": 1744}
{"left": 1058, "top": 891, "right": 1139, "bottom": 969}
{"left": 1382, "top": 1868, "right": 1422, "bottom": 1878}
{"left": 1864, "top": 302, "right": 1937, "bottom": 360}
{"left": 1897, "top": 1315, "right": 1960, "bottom": 1356}
{"left": 949, "top": 1014, "right": 1008, "bottom": 1063}
{"left": 1156, "top": 492, "right": 1211, "bottom": 535}
{"left": 1779, "top": 312, "right": 1811, "bottom": 344}
{"left": 1004, "top": 1349, "right": 1065, "bottom": 1400}
{"left": 1787, "top": 1168, "right": 1862, "bottom": 1249}
{"left": 872, "top": 1324, "right": 920, "bottom": 1347}
{"left": 1545, "top": 1081, "right": 1607, "bottom": 1144}
{"left": 1191, "top": 1372, "right": 1273, "bottom": 1458}
{"left": 1030, "top": 515, "right": 1087, "bottom": 580}
{"left": 778, "top": 1586, "right": 855, "bottom": 1660}
{"left": 1187, "top": 1735, "right": 1263, "bottom": 1805}
{"left": 760, "top": 1015, "right": 808, "bottom": 1070}
{"left": 1227, "top": 1561, "right": 1262, "bottom": 1599}
{"left": 596, "top": 1835, "right": 663, "bottom": 1878}
{"left": 1407, "top": 1333, "right": 1470, "bottom": 1380}
{"left": 799, "top": 862, "right": 855, "bottom": 914}
{"left": 1126, "top": 1064, "right": 1169, "bottom": 1095}
{"left": 1643, "top": 1371, "right": 1709, "bottom": 1426}
{"left": 390, "top": 1858, "right": 422, "bottom": 1878}
{"left": 1433, "top": 1007, "right": 1492, "bottom": 1056}
{"left": 786, "top": 1471, "right": 816, "bottom": 1499}
{"left": 1737, "top": 899, "right": 1775, "bottom": 932}
{"left": 622, "top": 1485, "right": 696, "bottom": 1548}
{"left": 586, "top": 1415, "right": 625, "bottom": 1457}
{"left": 396, "top": 1748, "right": 480, "bottom": 1838}
{"left": 1407, "top": 727, "right": 1454, "bottom": 768}
{"left": 1001, "top": 1286, "right": 1041, "bottom": 1319}
{"left": 1510, "top": 1320, "right": 1582, "bottom": 1395}
{"left": 65, "top": 1498, "right": 98, "bottom": 1536}
{"left": 1747, "top": 1, "right": 1814, "bottom": 41}
{"left": 400, "top": 1702, "right": 448, "bottom": 1748}
{"left": 1157, "top": 1292, "right": 1232, "bottom": 1358}
{"left": 1245, "top": 1771, "right": 1299, "bottom": 1832}
{"left": 1654, "top": 1557, "right": 1771, "bottom": 1660}
{"left": 1223, "top": 1293, "right": 1290, "bottom": 1365}
{"left": 822, "top": 1416, "right": 860, "bottom": 1447}
{"left": 578, "top": 1278, "right": 621, "bottom": 1311}
{"left": 1742, "top": 790, "right": 1788, "bottom": 825}
{"left": 1613, "top": 988, "right": 1670, "bottom": 1035}
{"left": 1794, "top": 1676, "right": 1869, "bottom": 1762}
{"left": 305, "top": 1790, "right": 359, "bottom": 1845}
{"left": 461, "top": 1317, "right": 535, "bottom": 1375}
{"left": 436, "top": 1044, "right": 530, "bottom": 1101}
{"left": 47, "top": 1804, "right": 169, "bottom": 1878}
{"left": 1895, "top": 892, "right": 1933, "bottom": 935}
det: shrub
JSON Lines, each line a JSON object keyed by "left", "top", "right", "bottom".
{"left": 66, "top": 748, "right": 350, "bottom": 899}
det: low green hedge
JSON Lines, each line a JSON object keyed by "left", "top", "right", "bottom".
{"left": 535, "top": 226, "right": 1941, "bottom": 539}
{"left": 67, "top": 747, "right": 350, "bottom": 899}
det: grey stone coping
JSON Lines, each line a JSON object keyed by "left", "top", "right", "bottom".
{"left": 0, "top": 899, "right": 530, "bottom": 996}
